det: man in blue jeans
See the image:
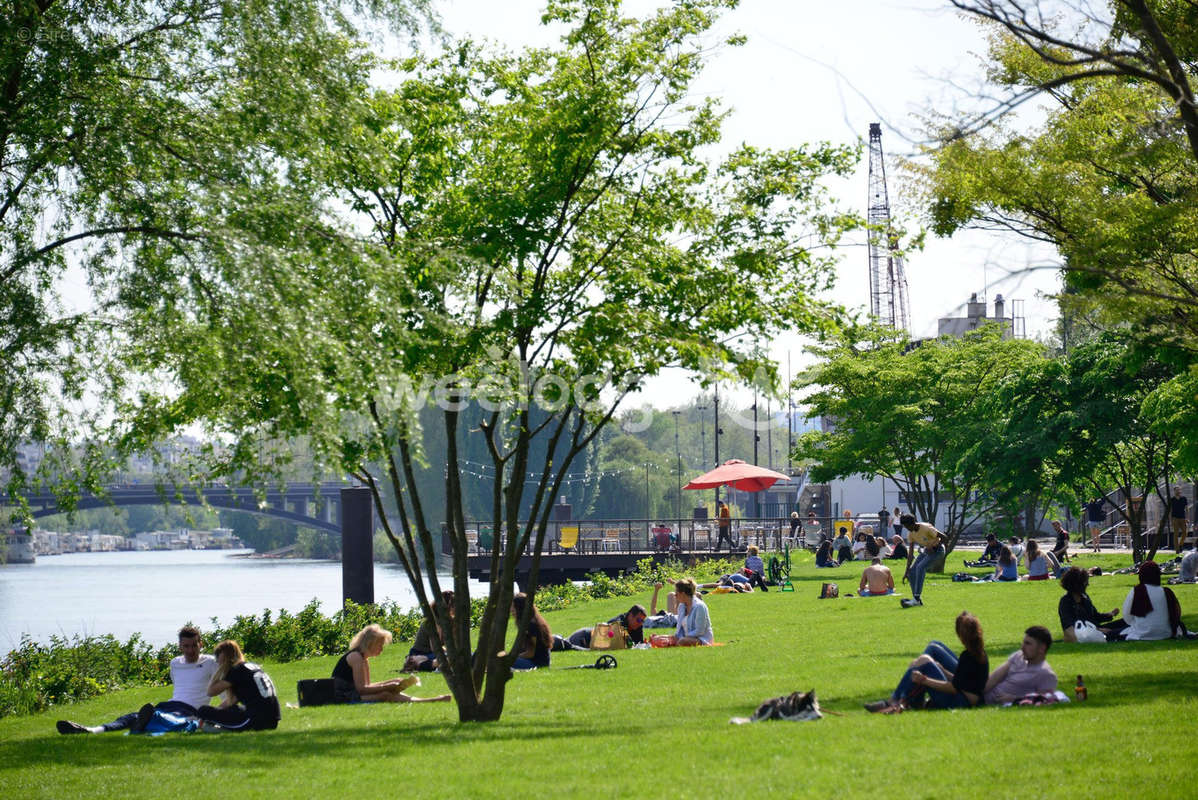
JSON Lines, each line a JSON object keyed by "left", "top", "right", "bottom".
{"left": 899, "top": 514, "right": 946, "bottom": 608}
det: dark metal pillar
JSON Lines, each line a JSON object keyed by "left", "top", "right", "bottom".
{"left": 340, "top": 486, "right": 374, "bottom": 606}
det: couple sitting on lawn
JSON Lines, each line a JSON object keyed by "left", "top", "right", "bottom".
{"left": 58, "top": 626, "right": 282, "bottom": 734}
{"left": 864, "top": 613, "right": 1057, "bottom": 713}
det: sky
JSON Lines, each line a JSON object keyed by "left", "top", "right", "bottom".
{"left": 436, "top": 0, "right": 1063, "bottom": 408}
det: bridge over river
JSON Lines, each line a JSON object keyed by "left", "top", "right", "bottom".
{"left": 18, "top": 482, "right": 805, "bottom": 593}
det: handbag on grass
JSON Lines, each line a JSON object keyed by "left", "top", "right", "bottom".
{"left": 589, "top": 621, "right": 627, "bottom": 650}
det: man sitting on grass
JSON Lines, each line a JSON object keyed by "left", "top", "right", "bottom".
{"left": 859, "top": 557, "right": 895, "bottom": 596}
{"left": 964, "top": 534, "right": 1002, "bottom": 567}
{"left": 57, "top": 625, "right": 216, "bottom": 734}
{"left": 983, "top": 626, "right": 1057, "bottom": 705}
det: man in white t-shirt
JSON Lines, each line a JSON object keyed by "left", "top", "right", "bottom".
{"left": 57, "top": 625, "right": 217, "bottom": 734}
{"left": 983, "top": 626, "right": 1058, "bottom": 705}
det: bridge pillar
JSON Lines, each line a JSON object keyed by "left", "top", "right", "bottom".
{"left": 340, "top": 487, "right": 374, "bottom": 606}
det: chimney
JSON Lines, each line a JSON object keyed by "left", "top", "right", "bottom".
{"left": 994, "top": 293, "right": 1005, "bottom": 320}
{"left": 967, "top": 293, "right": 986, "bottom": 320}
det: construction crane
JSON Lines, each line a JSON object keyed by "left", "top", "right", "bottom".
{"left": 866, "top": 123, "right": 911, "bottom": 333}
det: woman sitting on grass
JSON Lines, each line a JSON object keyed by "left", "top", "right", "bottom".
{"left": 333, "top": 624, "right": 450, "bottom": 703}
{"left": 404, "top": 591, "right": 454, "bottom": 672}
{"left": 196, "top": 640, "right": 281, "bottom": 731}
{"left": 1119, "top": 561, "right": 1187, "bottom": 640}
{"left": 993, "top": 546, "right": 1019, "bottom": 582}
{"left": 1023, "top": 539, "right": 1061, "bottom": 581}
{"left": 815, "top": 539, "right": 839, "bottom": 568}
{"left": 511, "top": 592, "right": 553, "bottom": 669}
{"left": 1058, "top": 567, "right": 1127, "bottom": 642}
{"left": 865, "top": 611, "right": 989, "bottom": 712}
{"left": 673, "top": 577, "right": 714, "bottom": 646}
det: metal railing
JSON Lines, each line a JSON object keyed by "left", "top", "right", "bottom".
{"left": 442, "top": 516, "right": 828, "bottom": 556}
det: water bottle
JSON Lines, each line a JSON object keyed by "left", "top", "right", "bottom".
{"left": 1074, "top": 674, "right": 1087, "bottom": 701}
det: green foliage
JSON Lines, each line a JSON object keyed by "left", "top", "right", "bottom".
{"left": 203, "top": 600, "right": 428, "bottom": 665}
{"left": 0, "top": 0, "right": 431, "bottom": 505}
{"left": 794, "top": 325, "right": 1046, "bottom": 547}
{"left": 922, "top": 1, "right": 1198, "bottom": 353}
{"left": 0, "top": 633, "right": 173, "bottom": 719}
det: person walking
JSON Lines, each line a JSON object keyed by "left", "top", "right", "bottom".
{"left": 715, "top": 501, "right": 734, "bottom": 551}
{"left": 1169, "top": 487, "right": 1189, "bottom": 551}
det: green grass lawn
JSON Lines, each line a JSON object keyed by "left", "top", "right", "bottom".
{"left": 3, "top": 551, "right": 1197, "bottom": 799}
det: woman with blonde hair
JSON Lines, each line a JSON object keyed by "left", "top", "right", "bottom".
{"left": 332, "top": 623, "right": 450, "bottom": 703}
{"left": 195, "top": 640, "right": 281, "bottom": 731}
{"left": 673, "top": 577, "right": 713, "bottom": 646}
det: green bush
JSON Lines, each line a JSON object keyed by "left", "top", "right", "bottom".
{"left": 204, "top": 599, "right": 428, "bottom": 662}
{"left": 0, "top": 633, "right": 173, "bottom": 719}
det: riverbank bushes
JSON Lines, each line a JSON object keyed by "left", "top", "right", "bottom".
{"left": 0, "top": 554, "right": 745, "bottom": 718}
{"left": 0, "top": 633, "right": 174, "bottom": 719}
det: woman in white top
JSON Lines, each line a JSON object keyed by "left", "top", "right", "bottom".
{"left": 1120, "top": 561, "right": 1183, "bottom": 640}
{"left": 673, "top": 577, "right": 713, "bottom": 646}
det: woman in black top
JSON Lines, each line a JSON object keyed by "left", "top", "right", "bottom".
{"left": 815, "top": 539, "right": 839, "bottom": 567}
{"left": 1058, "top": 567, "right": 1127, "bottom": 642}
{"left": 196, "top": 640, "right": 281, "bottom": 731}
{"left": 865, "top": 611, "right": 989, "bottom": 712}
{"left": 333, "top": 624, "right": 449, "bottom": 703}
{"left": 404, "top": 590, "right": 455, "bottom": 671}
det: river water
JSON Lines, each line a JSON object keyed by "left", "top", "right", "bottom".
{"left": 0, "top": 550, "right": 481, "bottom": 650}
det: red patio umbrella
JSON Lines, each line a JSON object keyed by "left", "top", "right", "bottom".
{"left": 683, "top": 459, "right": 790, "bottom": 493}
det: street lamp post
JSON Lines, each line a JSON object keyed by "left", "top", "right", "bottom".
{"left": 713, "top": 384, "right": 721, "bottom": 508}
{"left": 645, "top": 462, "right": 650, "bottom": 522}
{"left": 672, "top": 410, "right": 681, "bottom": 521}
{"left": 752, "top": 388, "right": 759, "bottom": 520}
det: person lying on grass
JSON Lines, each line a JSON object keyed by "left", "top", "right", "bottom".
{"left": 560, "top": 603, "right": 650, "bottom": 650}
{"left": 673, "top": 577, "right": 713, "bottom": 646}
{"left": 195, "top": 640, "right": 281, "bottom": 731}
{"left": 1058, "top": 567, "right": 1127, "bottom": 642}
{"left": 865, "top": 611, "right": 988, "bottom": 712}
{"left": 647, "top": 581, "right": 679, "bottom": 626}
{"left": 334, "top": 624, "right": 449, "bottom": 703}
{"left": 700, "top": 573, "right": 753, "bottom": 593}
{"left": 57, "top": 624, "right": 216, "bottom": 735}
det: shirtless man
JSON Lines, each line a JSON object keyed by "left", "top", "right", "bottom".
{"left": 859, "top": 557, "right": 895, "bottom": 596}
